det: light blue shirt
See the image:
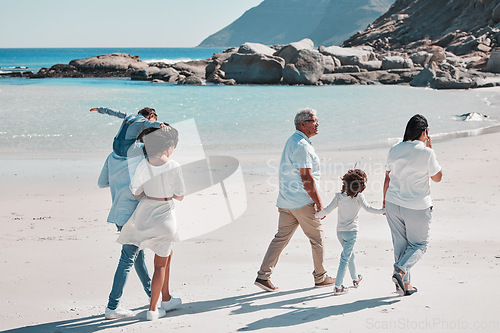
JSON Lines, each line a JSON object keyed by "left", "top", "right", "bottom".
{"left": 96, "top": 107, "right": 163, "bottom": 140}
{"left": 97, "top": 143, "right": 145, "bottom": 226}
{"left": 276, "top": 130, "right": 320, "bottom": 210}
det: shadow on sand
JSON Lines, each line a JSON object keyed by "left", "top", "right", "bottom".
{"left": 237, "top": 295, "right": 401, "bottom": 331}
{"left": 3, "top": 288, "right": 400, "bottom": 332}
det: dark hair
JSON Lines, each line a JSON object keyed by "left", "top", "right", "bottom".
{"left": 403, "top": 114, "right": 428, "bottom": 142}
{"left": 139, "top": 126, "right": 178, "bottom": 157}
{"left": 138, "top": 107, "right": 157, "bottom": 118}
{"left": 341, "top": 169, "right": 367, "bottom": 198}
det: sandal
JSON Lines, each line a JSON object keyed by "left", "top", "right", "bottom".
{"left": 392, "top": 273, "right": 406, "bottom": 296}
{"left": 333, "top": 285, "right": 349, "bottom": 295}
{"left": 353, "top": 275, "right": 363, "bottom": 288}
{"left": 405, "top": 287, "right": 418, "bottom": 296}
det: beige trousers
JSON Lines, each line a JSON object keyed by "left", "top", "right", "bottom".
{"left": 257, "top": 203, "right": 327, "bottom": 283}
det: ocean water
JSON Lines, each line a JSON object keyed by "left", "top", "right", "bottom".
{"left": 1, "top": 48, "right": 499, "bottom": 156}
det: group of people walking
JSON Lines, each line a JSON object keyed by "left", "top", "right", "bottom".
{"left": 93, "top": 106, "right": 442, "bottom": 321}
{"left": 255, "top": 109, "right": 442, "bottom": 298}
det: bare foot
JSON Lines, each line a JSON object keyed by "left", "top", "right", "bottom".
{"left": 404, "top": 283, "right": 415, "bottom": 291}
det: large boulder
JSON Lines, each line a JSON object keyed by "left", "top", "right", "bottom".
{"left": 69, "top": 53, "right": 148, "bottom": 75}
{"left": 486, "top": 48, "right": 500, "bottom": 73}
{"left": 334, "top": 65, "right": 361, "bottom": 73}
{"left": 320, "top": 73, "right": 359, "bottom": 85}
{"left": 382, "top": 56, "right": 413, "bottom": 70}
{"left": 221, "top": 53, "right": 285, "bottom": 84}
{"left": 319, "top": 45, "right": 375, "bottom": 66}
{"left": 446, "top": 36, "right": 479, "bottom": 56}
{"left": 282, "top": 49, "right": 324, "bottom": 85}
{"left": 378, "top": 73, "right": 404, "bottom": 85}
{"left": 172, "top": 60, "right": 209, "bottom": 78}
{"left": 410, "top": 64, "right": 437, "bottom": 87}
{"left": 430, "top": 77, "right": 473, "bottom": 89}
{"left": 410, "top": 51, "right": 432, "bottom": 66}
{"left": 427, "top": 46, "right": 447, "bottom": 63}
{"left": 321, "top": 54, "right": 336, "bottom": 74}
{"left": 131, "top": 67, "right": 161, "bottom": 80}
{"left": 131, "top": 66, "right": 180, "bottom": 82}
{"left": 154, "top": 68, "right": 179, "bottom": 82}
{"left": 350, "top": 71, "right": 384, "bottom": 85}
{"left": 358, "top": 60, "right": 382, "bottom": 71}
{"left": 274, "top": 38, "right": 315, "bottom": 64}
{"left": 238, "top": 42, "right": 276, "bottom": 57}
{"left": 32, "top": 64, "right": 83, "bottom": 78}
{"left": 178, "top": 76, "right": 205, "bottom": 85}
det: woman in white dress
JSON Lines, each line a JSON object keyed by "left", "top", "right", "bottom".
{"left": 118, "top": 126, "right": 185, "bottom": 320}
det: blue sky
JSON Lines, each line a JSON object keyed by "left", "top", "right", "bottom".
{"left": 0, "top": 0, "right": 263, "bottom": 47}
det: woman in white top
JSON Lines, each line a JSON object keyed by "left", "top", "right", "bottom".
{"left": 118, "top": 127, "right": 185, "bottom": 320}
{"left": 316, "top": 169, "right": 384, "bottom": 295}
{"left": 383, "top": 114, "right": 442, "bottom": 297}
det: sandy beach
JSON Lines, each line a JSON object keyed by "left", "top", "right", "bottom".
{"left": 0, "top": 130, "right": 499, "bottom": 332}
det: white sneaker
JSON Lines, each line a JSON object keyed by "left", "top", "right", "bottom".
{"left": 146, "top": 308, "right": 167, "bottom": 321}
{"left": 161, "top": 297, "right": 182, "bottom": 312}
{"left": 104, "top": 306, "right": 133, "bottom": 320}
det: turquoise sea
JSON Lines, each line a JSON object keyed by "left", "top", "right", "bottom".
{"left": 1, "top": 48, "right": 499, "bottom": 156}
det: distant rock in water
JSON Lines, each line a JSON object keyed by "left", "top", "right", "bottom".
{"left": 456, "top": 112, "right": 489, "bottom": 121}
{"left": 198, "top": 0, "right": 395, "bottom": 47}
{"left": 32, "top": 53, "right": 148, "bottom": 78}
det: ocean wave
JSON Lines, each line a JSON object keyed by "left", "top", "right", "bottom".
{"left": 0, "top": 66, "right": 28, "bottom": 69}
{"left": 11, "top": 134, "right": 63, "bottom": 139}
{"left": 144, "top": 58, "right": 200, "bottom": 64}
{"left": 387, "top": 124, "right": 500, "bottom": 145}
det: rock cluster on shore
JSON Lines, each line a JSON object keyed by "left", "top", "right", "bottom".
{"left": 23, "top": 38, "right": 500, "bottom": 89}
{"left": 9, "top": 0, "right": 500, "bottom": 89}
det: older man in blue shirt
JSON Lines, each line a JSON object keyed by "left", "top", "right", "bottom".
{"left": 255, "top": 108, "right": 334, "bottom": 291}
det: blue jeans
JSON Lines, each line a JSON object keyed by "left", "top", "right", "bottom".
{"left": 107, "top": 244, "right": 151, "bottom": 310}
{"left": 335, "top": 230, "right": 358, "bottom": 288}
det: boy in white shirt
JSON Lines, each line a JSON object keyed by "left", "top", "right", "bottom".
{"left": 316, "top": 169, "right": 385, "bottom": 295}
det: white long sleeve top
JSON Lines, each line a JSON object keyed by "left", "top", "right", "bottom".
{"left": 315, "top": 192, "right": 385, "bottom": 231}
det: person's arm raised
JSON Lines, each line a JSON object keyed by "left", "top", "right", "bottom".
{"left": 90, "top": 107, "right": 127, "bottom": 119}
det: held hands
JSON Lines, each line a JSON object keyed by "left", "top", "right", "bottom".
{"left": 315, "top": 203, "right": 326, "bottom": 220}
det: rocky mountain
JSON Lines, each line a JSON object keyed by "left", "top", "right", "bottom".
{"left": 343, "top": 0, "right": 500, "bottom": 55}
{"left": 198, "top": 0, "right": 395, "bottom": 47}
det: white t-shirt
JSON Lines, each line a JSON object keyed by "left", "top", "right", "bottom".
{"left": 385, "top": 140, "right": 441, "bottom": 210}
{"left": 130, "top": 158, "right": 185, "bottom": 198}
{"left": 315, "top": 192, "right": 384, "bottom": 231}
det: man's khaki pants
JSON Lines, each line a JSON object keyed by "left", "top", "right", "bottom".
{"left": 257, "top": 203, "right": 327, "bottom": 284}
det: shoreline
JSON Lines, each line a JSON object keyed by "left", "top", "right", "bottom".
{"left": 2, "top": 120, "right": 500, "bottom": 158}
